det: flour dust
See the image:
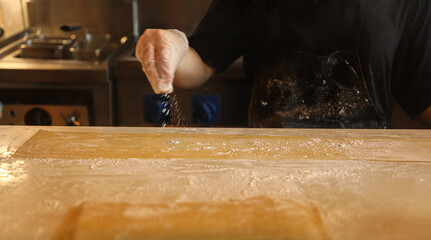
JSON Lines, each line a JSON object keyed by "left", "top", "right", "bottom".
{"left": 161, "top": 92, "right": 186, "bottom": 127}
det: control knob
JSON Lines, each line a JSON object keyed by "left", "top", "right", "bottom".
{"left": 62, "top": 111, "right": 81, "bottom": 126}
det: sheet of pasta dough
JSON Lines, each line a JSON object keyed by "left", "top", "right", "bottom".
{"left": 53, "top": 197, "right": 331, "bottom": 240}
{"left": 12, "top": 129, "right": 424, "bottom": 161}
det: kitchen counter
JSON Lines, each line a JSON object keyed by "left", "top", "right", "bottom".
{"left": 0, "top": 59, "right": 109, "bottom": 84}
{"left": 0, "top": 35, "right": 131, "bottom": 126}
{"left": 0, "top": 39, "right": 111, "bottom": 85}
{"left": 0, "top": 33, "right": 130, "bottom": 84}
{"left": 1, "top": 126, "right": 431, "bottom": 239}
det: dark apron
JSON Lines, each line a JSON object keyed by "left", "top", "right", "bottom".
{"left": 248, "top": 1, "right": 387, "bottom": 128}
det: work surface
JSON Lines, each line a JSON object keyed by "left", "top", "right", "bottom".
{"left": 1, "top": 126, "right": 431, "bottom": 239}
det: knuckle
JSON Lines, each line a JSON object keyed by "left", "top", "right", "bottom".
{"left": 153, "top": 29, "right": 165, "bottom": 41}
{"left": 143, "top": 28, "right": 155, "bottom": 35}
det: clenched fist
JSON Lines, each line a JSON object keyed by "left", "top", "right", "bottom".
{"left": 135, "top": 29, "right": 189, "bottom": 93}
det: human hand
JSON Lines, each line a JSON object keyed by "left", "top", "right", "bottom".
{"left": 135, "top": 29, "right": 189, "bottom": 93}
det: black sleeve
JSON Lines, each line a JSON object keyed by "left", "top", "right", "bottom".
{"left": 188, "top": 0, "right": 253, "bottom": 73}
{"left": 392, "top": 0, "right": 431, "bottom": 117}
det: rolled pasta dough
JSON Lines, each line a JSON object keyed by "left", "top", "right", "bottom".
{"left": 53, "top": 197, "right": 331, "bottom": 240}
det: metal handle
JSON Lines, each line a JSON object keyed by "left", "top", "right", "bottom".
{"left": 60, "top": 25, "right": 82, "bottom": 32}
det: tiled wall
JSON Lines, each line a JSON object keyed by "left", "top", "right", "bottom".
{"left": 0, "top": 0, "right": 27, "bottom": 39}
{"left": 28, "top": 0, "right": 212, "bottom": 38}
{"left": 30, "top": 0, "right": 132, "bottom": 37}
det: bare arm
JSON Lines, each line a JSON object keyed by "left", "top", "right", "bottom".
{"left": 174, "top": 47, "right": 215, "bottom": 90}
{"left": 415, "top": 106, "right": 431, "bottom": 128}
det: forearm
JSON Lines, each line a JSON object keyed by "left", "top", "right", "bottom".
{"left": 415, "top": 106, "right": 431, "bottom": 128}
{"left": 173, "top": 47, "right": 215, "bottom": 90}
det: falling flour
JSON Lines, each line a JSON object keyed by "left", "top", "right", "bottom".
{"left": 160, "top": 92, "right": 186, "bottom": 128}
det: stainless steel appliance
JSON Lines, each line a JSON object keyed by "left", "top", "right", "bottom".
{"left": 0, "top": 0, "right": 133, "bottom": 126}
{"left": 0, "top": 104, "right": 89, "bottom": 126}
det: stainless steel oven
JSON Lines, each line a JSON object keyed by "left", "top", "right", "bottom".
{"left": 0, "top": 0, "right": 133, "bottom": 126}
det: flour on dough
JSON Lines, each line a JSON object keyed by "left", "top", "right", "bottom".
{"left": 53, "top": 197, "right": 331, "bottom": 240}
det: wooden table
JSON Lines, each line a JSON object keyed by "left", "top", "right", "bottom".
{"left": 1, "top": 126, "right": 430, "bottom": 240}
